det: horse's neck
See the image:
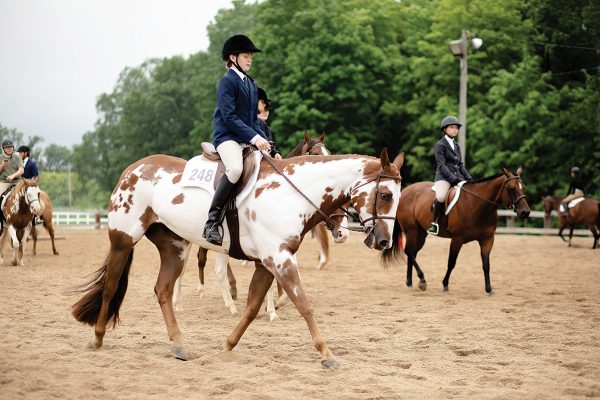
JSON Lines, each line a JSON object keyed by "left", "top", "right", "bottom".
{"left": 469, "top": 176, "right": 505, "bottom": 205}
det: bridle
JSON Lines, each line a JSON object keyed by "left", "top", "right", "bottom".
{"left": 260, "top": 153, "right": 400, "bottom": 234}
{"left": 23, "top": 185, "right": 40, "bottom": 208}
{"left": 460, "top": 175, "right": 526, "bottom": 210}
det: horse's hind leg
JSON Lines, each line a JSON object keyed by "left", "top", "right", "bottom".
{"left": 589, "top": 225, "right": 599, "bottom": 249}
{"left": 215, "top": 253, "right": 237, "bottom": 314}
{"left": 314, "top": 223, "right": 329, "bottom": 269}
{"left": 442, "top": 238, "right": 464, "bottom": 292}
{"left": 569, "top": 226, "right": 574, "bottom": 247}
{"left": 31, "top": 223, "right": 37, "bottom": 255}
{"left": 478, "top": 235, "right": 495, "bottom": 294}
{"left": 264, "top": 283, "right": 278, "bottom": 322}
{"left": 145, "top": 224, "right": 189, "bottom": 360}
{"left": 44, "top": 220, "right": 59, "bottom": 255}
{"left": 225, "top": 262, "right": 274, "bottom": 349}
{"left": 227, "top": 262, "right": 237, "bottom": 300}
{"left": 196, "top": 247, "right": 208, "bottom": 296}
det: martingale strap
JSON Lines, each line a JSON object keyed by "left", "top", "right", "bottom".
{"left": 224, "top": 199, "right": 253, "bottom": 261}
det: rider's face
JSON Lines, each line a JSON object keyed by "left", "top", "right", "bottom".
{"left": 232, "top": 52, "right": 253, "bottom": 72}
{"left": 3, "top": 146, "right": 14, "bottom": 155}
{"left": 258, "top": 99, "right": 269, "bottom": 121}
{"left": 444, "top": 125, "right": 459, "bottom": 138}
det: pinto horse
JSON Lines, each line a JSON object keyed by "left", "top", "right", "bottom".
{"left": 30, "top": 190, "right": 59, "bottom": 256}
{"left": 383, "top": 167, "right": 530, "bottom": 294}
{"left": 72, "top": 149, "right": 404, "bottom": 368}
{"left": 0, "top": 179, "right": 43, "bottom": 266}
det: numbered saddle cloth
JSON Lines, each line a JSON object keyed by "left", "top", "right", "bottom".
{"left": 181, "top": 155, "right": 219, "bottom": 194}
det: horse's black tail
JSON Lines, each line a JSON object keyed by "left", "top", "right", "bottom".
{"left": 71, "top": 249, "right": 134, "bottom": 328}
{"left": 381, "top": 220, "right": 405, "bottom": 269}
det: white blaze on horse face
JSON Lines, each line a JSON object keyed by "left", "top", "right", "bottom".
{"left": 26, "top": 186, "right": 42, "bottom": 215}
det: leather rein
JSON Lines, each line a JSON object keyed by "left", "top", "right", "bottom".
{"left": 459, "top": 176, "right": 526, "bottom": 210}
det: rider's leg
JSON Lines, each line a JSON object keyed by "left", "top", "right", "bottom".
{"left": 202, "top": 141, "right": 244, "bottom": 246}
{"left": 428, "top": 180, "right": 449, "bottom": 235}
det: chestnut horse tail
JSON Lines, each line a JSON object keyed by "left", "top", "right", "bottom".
{"left": 71, "top": 249, "right": 134, "bottom": 328}
{"left": 597, "top": 201, "right": 600, "bottom": 229}
{"left": 381, "top": 220, "right": 404, "bottom": 268}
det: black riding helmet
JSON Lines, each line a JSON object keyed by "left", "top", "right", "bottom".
{"left": 440, "top": 116, "right": 462, "bottom": 131}
{"left": 17, "top": 145, "right": 30, "bottom": 153}
{"left": 2, "top": 139, "right": 14, "bottom": 149}
{"left": 257, "top": 87, "right": 271, "bottom": 110}
{"left": 221, "top": 35, "right": 261, "bottom": 61}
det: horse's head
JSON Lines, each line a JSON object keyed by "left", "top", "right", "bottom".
{"left": 351, "top": 149, "right": 404, "bottom": 250}
{"left": 501, "top": 167, "right": 530, "bottom": 219}
{"left": 13, "top": 179, "right": 42, "bottom": 216}
{"left": 302, "top": 131, "right": 329, "bottom": 156}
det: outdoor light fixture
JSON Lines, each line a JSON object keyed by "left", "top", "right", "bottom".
{"left": 448, "top": 30, "right": 483, "bottom": 162}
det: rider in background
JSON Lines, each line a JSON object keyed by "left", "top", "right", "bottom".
{"left": 428, "top": 116, "right": 473, "bottom": 235}
{"left": 0, "top": 139, "right": 24, "bottom": 196}
{"left": 17, "top": 145, "right": 39, "bottom": 183}
{"left": 561, "top": 166, "right": 584, "bottom": 216}
{"left": 257, "top": 87, "right": 281, "bottom": 159}
{"left": 203, "top": 35, "right": 271, "bottom": 246}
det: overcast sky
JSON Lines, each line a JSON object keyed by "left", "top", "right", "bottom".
{"left": 0, "top": 0, "right": 233, "bottom": 148}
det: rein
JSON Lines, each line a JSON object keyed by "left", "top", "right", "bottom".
{"left": 459, "top": 176, "right": 525, "bottom": 209}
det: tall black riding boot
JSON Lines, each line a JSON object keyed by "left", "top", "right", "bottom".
{"left": 427, "top": 199, "right": 445, "bottom": 235}
{"left": 203, "top": 175, "right": 236, "bottom": 246}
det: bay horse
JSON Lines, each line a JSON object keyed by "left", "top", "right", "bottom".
{"left": 178, "top": 133, "right": 350, "bottom": 318}
{"left": 30, "top": 190, "right": 59, "bottom": 256}
{"left": 382, "top": 167, "right": 530, "bottom": 294}
{"left": 0, "top": 179, "right": 43, "bottom": 266}
{"left": 556, "top": 198, "right": 600, "bottom": 249}
{"left": 72, "top": 149, "right": 404, "bottom": 368}
{"left": 543, "top": 195, "right": 562, "bottom": 228}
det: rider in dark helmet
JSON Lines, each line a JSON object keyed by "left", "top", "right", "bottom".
{"left": 0, "top": 138, "right": 24, "bottom": 196}
{"left": 203, "top": 35, "right": 271, "bottom": 246}
{"left": 17, "top": 145, "right": 39, "bottom": 183}
{"left": 428, "top": 116, "right": 473, "bottom": 235}
{"left": 257, "top": 87, "right": 281, "bottom": 159}
{"left": 561, "top": 166, "right": 584, "bottom": 216}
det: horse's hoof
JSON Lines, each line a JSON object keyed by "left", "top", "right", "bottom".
{"left": 171, "top": 346, "right": 188, "bottom": 361}
{"left": 321, "top": 359, "right": 340, "bottom": 369}
{"left": 487, "top": 289, "right": 494, "bottom": 295}
{"left": 418, "top": 281, "right": 427, "bottom": 291}
{"left": 228, "top": 305, "right": 238, "bottom": 315}
{"left": 267, "top": 312, "right": 278, "bottom": 322}
{"left": 406, "top": 282, "right": 412, "bottom": 288}
{"left": 11, "top": 260, "right": 17, "bottom": 266}
{"left": 53, "top": 252, "right": 59, "bottom": 256}
{"left": 443, "top": 287, "right": 449, "bottom": 292}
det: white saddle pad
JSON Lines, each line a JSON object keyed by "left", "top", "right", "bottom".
{"left": 445, "top": 181, "right": 466, "bottom": 215}
{"left": 559, "top": 197, "right": 585, "bottom": 213}
{"left": 181, "top": 151, "right": 263, "bottom": 206}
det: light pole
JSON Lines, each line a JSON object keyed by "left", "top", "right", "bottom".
{"left": 449, "top": 30, "right": 482, "bottom": 163}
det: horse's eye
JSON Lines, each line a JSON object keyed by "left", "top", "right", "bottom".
{"left": 380, "top": 193, "right": 391, "bottom": 201}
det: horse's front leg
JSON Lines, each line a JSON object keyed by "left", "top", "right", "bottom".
{"left": 8, "top": 226, "right": 20, "bottom": 266}
{"left": 568, "top": 226, "right": 574, "bottom": 247}
{"left": 478, "top": 235, "right": 495, "bottom": 294}
{"left": 18, "top": 224, "right": 31, "bottom": 266}
{"left": 225, "top": 261, "right": 274, "bottom": 350}
{"left": 442, "top": 238, "right": 464, "bottom": 292}
{"left": 196, "top": 247, "right": 208, "bottom": 296}
{"left": 264, "top": 254, "right": 339, "bottom": 369}
{"left": 265, "top": 282, "right": 278, "bottom": 322}
{"left": 314, "top": 223, "right": 329, "bottom": 269}
{"left": 172, "top": 244, "right": 191, "bottom": 312}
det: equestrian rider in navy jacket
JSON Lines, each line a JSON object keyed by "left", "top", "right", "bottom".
{"left": 17, "top": 145, "right": 39, "bottom": 183}
{"left": 203, "top": 35, "right": 271, "bottom": 246}
{"left": 428, "top": 116, "right": 473, "bottom": 235}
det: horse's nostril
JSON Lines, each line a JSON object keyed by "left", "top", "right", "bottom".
{"left": 379, "top": 240, "right": 389, "bottom": 249}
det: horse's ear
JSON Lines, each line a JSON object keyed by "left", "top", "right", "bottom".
{"left": 318, "top": 131, "right": 326, "bottom": 143}
{"left": 392, "top": 152, "right": 404, "bottom": 170}
{"left": 517, "top": 166, "right": 523, "bottom": 177}
{"left": 380, "top": 148, "right": 390, "bottom": 168}
{"left": 502, "top": 167, "right": 511, "bottom": 177}
{"left": 303, "top": 131, "right": 311, "bottom": 143}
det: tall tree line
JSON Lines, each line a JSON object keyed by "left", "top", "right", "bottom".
{"left": 66, "top": 0, "right": 599, "bottom": 207}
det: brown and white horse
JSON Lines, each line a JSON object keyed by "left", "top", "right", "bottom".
{"left": 72, "top": 149, "right": 404, "bottom": 368}
{"left": 30, "top": 190, "right": 59, "bottom": 256}
{"left": 0, "top": 179, "right": 43, "bottom": 266}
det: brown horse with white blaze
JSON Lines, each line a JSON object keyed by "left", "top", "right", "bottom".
{"left": 383, "top": 167, "right": 530, "bottom": 294}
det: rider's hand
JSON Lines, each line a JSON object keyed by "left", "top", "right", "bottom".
{"left": 7, "top": 175, "right": 13, "bottom": 182}
{"left": 255, "top": 137, "right": 271, "bottom": 152}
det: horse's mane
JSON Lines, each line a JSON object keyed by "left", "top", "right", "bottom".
{"left": 470, "top": 173, "right": 503, "bottom": 184}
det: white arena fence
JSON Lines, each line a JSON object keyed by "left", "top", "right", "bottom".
{"left": 51, "top": 209, "right": 592, "bottom": 236}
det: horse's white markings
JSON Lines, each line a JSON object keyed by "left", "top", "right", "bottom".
{"left": 519, "top": 182, "right": 523, "bottom": 190}
{"left": 171, "top": 239, "right": 188, "bottom": 260}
